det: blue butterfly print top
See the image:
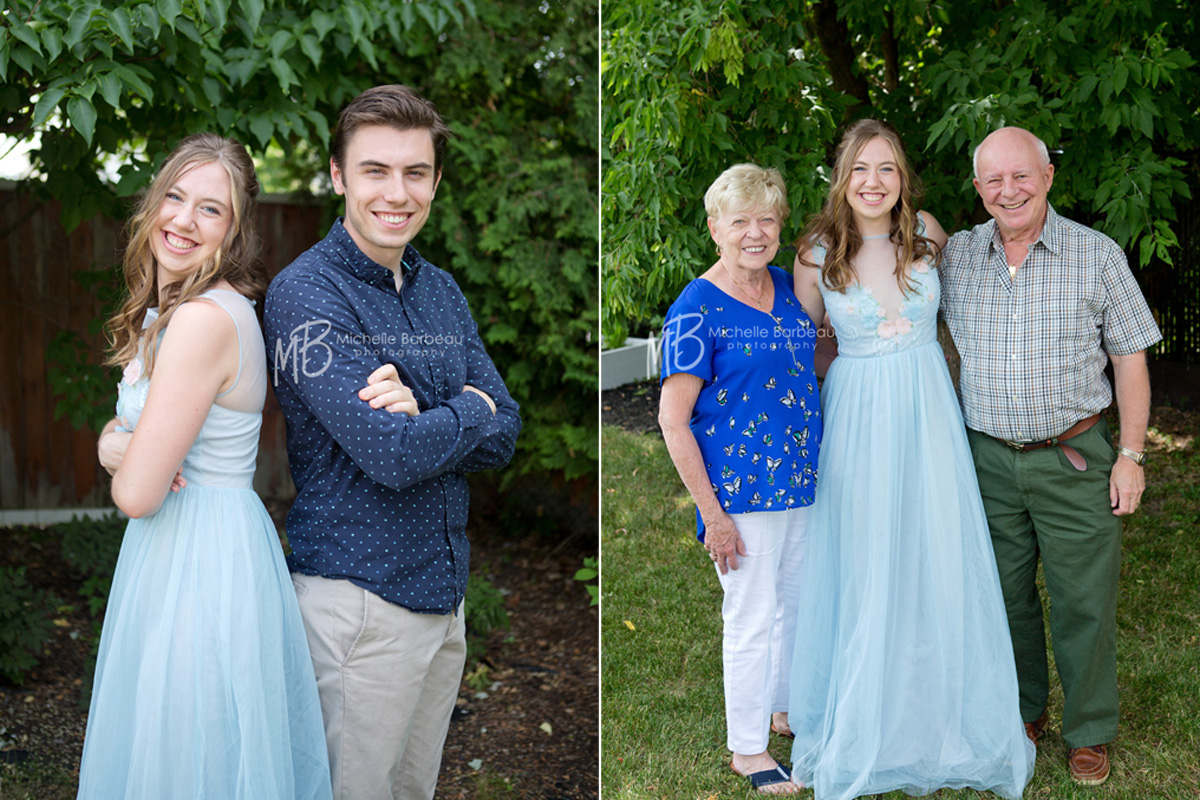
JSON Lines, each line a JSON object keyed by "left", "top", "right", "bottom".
{"left": 661, "top": 265, "right": 823, "bottom": 541}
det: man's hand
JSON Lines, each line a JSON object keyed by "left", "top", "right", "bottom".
{"left": 463, "top": 384, "right": 496, "bottom": 415}
{"left": 1110, "top": 455, "right": 1145, "bottom": 515}
{"left": 1108, "top": 349, "right": 1150, "bottom": 516}
{"left": 359, "top": 364, "right": 420, "bottom": 416}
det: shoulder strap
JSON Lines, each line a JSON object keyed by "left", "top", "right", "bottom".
{"left": 810, "top": 241, "right": 827, "bottom": 266}
{"left": 193, "top": 290, "right": 248, "bottom": 397}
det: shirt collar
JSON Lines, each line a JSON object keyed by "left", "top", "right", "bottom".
{"left": 327, "top": 217, "right": 425, "bottom": 290}
{"left": 987, "top": 203, "right": 1062, "bottom": 257}
{"left": 1038, "top": 204, "right": 1063, "bottom": 255}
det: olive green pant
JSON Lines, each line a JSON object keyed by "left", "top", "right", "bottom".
{"left": 966, "top": 420, "right": 1121, "bottom": 748}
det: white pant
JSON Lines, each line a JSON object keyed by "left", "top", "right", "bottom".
{"left": 716, "top": 507, "right": 809, "bottom": 754}
{"left": 292, "top": 574, "right": 466, "bottom": 800}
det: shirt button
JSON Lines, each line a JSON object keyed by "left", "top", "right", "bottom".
{"left": 1012, "top": 313, "right": 1019, "bottom": 320}
{"left": 1011, "top": 354, "right": 1017, "bottom": 360}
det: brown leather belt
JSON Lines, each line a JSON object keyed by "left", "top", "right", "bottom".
{"left": 998, "top": 413, "right": 1101, "bottom": 472}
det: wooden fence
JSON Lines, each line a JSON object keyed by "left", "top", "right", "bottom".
{"left": 0, "top": 183, "right": 325, "bottom": 509}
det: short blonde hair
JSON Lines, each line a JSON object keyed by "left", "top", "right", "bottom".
{"left": 704, "top": 163, "right": 788, "bottom": 222}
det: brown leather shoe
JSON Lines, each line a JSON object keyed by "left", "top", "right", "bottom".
{"left": 1024, "top": 711, "right": 1048, "bottom": 743}
{"left": 1069, "top": 744, "right": 1110, "bottom": 785}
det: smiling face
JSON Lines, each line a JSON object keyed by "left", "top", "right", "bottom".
{"left": 973, "top": 128, "right": 1054, "bottom": 242}
{"left": 708, "top": 206, "right": 781, "bottom": 273}
{"left": 331, "top": 124, "right": 441, "bottom": 271}
{"left": 844, "top": 136, "right": 901, "bottom": 231}
{"left": 150, "top": 160, "right": 234, "bottom": 287}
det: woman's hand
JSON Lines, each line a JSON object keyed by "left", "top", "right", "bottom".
{"left": 99, "top": 418, "right": 186, "bottom": 492}
{"left": 702, "top": 510, "right": 747, "bottom": 575}
{"left": 97, "top": 418, "right": 131, "bottom": 477}
{"left": 358, "top": 364, "right": 420, "bottom": 416}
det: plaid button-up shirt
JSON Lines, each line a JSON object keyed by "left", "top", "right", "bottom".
{"left": 940, "top": 205, "right": 1161, "bottom": 442}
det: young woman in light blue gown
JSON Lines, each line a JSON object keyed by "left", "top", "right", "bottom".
{"left": 787, "top": 119, "right": 1035, "bottom": 800}
{"left": 76, "top": 134, "right": 337, "bottom": 799}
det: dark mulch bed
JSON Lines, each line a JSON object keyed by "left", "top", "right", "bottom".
{"left": 601, "top": 379, "right": 662, "bottom": 436}
{"left": 438, "top": 529, "right": 598, "bottom": 799}
{"left": 0, "top": 514, "right": 597, "bottom": 799}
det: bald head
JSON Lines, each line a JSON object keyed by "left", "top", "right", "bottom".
{"left": 973, "top": 127, "right": 1050, "bottom": 179}
{"left": 972, "top": 126, "right": 1055, "bottom": 242}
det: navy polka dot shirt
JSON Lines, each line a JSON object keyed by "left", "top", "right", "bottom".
{"left": 264, "top": 219, "right": 521, "bottom": 614}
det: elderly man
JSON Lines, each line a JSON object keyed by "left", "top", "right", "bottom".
{"left": 939, "top": 126, "right": 1161, "bottom": 787}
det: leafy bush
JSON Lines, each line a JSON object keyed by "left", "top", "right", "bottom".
{"left": 412, "top": 0, "right": 598, "bottom": 483}
{"left": 57, "top": 512, "right": 126, "bottom": 703}
{"left": 45, "top": 264, "right": 125, "bottom": 433}
{"left": 464, "top": 569, "right": 512, "bottom": 663}
{"left": 0, "top": 567, "right": 59, "bottom": 685}
{"left": 574, "top": 556, "right": 599, "bottom": 607}
{"left": 57, "top": 512, "right": 125, "bottom": 618}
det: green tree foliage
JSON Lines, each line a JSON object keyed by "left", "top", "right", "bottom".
{"left": 603, "top": 3, "right": 841, "bottom": 343}
{"left": 1, "top": 0, "right": 478, "bottom": 229}
{"left": 602, "top": 0, "right": 1198, "bottom": 343}
{"left": 421, "top": 0, "right": 599, "bottom": 481}
{"left": 1, "top": 0, "right": 598, "bottom": 481}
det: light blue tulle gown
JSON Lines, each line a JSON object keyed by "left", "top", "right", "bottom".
{"left": 788, "top": 244, "right": 1035, "bottom": 800}
{"left": 77, "top": 290, "right": 332, "bottom": 800}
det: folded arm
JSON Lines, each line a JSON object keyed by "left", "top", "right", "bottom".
{"left": 266, "top": 276, "right": 509, "bottom": 490}
{"left": 448, "top": 309, "right": 521, "bottom": 473}
{"left": 111, "top": 303, "right": 236, "bottom": 517}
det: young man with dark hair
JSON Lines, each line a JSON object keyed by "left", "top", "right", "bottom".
{"left": 265, "top": 84, "right": 521, "bottom": 800}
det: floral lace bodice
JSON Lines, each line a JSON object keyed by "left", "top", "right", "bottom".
{"left": 813, "top": 243, "right": 940, "bottom": 358}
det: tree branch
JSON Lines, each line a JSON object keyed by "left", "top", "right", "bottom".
{"left": 881, "top": 7, "right": 899, "bottom": 93}
{"left": 808, "top": 0, "right": 871, "bottom": 118}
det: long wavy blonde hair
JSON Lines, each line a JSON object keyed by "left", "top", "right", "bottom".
{"left": 105, "top": 133, "right": 263, "bottom": 375}
{"left": 796, "top": 119, "right": 940, "bottom": 294}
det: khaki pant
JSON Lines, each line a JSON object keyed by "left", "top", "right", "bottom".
{"left": 966, "top": 420, "right": 1122, "bottom": 748}
{"left": 292, "top": 573, "right": 466, "bottom": 800}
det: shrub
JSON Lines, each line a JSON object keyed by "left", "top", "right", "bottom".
{"left": 57, "top": 512, "right": 125, "bottom": 618}
{"left": 56, "top": 512, "right": 126, "bottom": 704}
{"left": 573, "top": 556, "right": 599, "bottom": 607}
{"left": 465, "top": 569, "right": 512, "bottom": 663}
{"left": 0, "top": 567, "right": 58, "bottom": 686}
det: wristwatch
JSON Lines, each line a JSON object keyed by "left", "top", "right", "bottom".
{"left": 1116, "top": 445, "right": 1147, "bottom": 466}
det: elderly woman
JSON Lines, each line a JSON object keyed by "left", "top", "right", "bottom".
{"left": 658, "top": 164, "right": 822, "bottom": 795}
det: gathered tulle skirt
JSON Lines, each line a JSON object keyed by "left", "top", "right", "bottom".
{"left": 77, "top": 486, "right": 331, "bottom": 800}
{"left": 788, "top": 341, "right": 1034, "bottom": 800}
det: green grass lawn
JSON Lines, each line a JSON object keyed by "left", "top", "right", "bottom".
{"left": 601, "top": 417, "right": 1200, "bottom": 799}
